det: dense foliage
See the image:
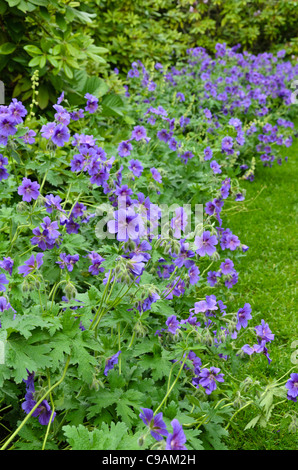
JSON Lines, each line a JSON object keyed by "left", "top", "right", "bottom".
{"left": 0, "top": 43, "right": 297, "bottom": 450}
{"left": 0, "top": 0, "right": 297, "bottom": 108}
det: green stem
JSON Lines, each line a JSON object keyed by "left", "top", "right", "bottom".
{"left": 225, "top": 401, "right": 254, "bottom": 431}
{"left": 0, "top": 356, "right": 70, "bottom": 451}
{"left": 118, "top": 323, "right": 122, "bottom": 375}
{"left": 41, "top": 407, "right": 55, "bottom": 450}
{"left": 154, "top": 354, "right": 188, "bottom": 415}
{"left": 50, "top": 280, "right": 67, "bottom": 310}
{"left": 90, "top": 269, "right": 113, "bottom": 332}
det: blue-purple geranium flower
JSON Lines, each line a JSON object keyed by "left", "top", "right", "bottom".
{"left": 139, "top": 408, "right": 168, "bottom": 441}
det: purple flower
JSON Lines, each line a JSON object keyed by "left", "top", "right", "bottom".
{"left": 71, "top": 202, "right": 87, "bottom": 219}
{"left": 57, "top": 92, "right": 64, "bottom": 104}
{"left": 0, "top": 273, "right": 9, "bottom": 292}
{"left": 180, "top": 150, "right": 194, "bottom": 164}
{"left": 18, "top": 253, "right": 44, "bottom": 277}
{"left": 18, "top": 178, "right": 40, "bottom": 203}
{"left": 203, "top": 108, "right": 212, "bottom": 120}
{"left": 225, "top": 234, "right": 240, "bottom": 251}
{"left": 115, "top": 184, "right": 133, "bottom": 199}
{"left": 166, "top": 315, "right": 180, "bottom": 335}
{"left": 86, "top": 252, "right": 105, "bottom": 275}
{"left": 70, "top": 109, "right": 85, "bottom": 121}
{"left": 36, "top": 399, "right": 56, "bottom": 426}
{"left": 179, "top": 116, "right": 190, "bottom": 128}
{"left": 107, "top": 206, "right": 140, "bottom": 242}
{"left": 165, "top": 419, "right": 187, "bottom": 450}
{"left": 127, "top": 255, "right": 146, "bottom": 278}
{"left": 236, "top": 303, "right": 252, "bottom": 330}
{"left": 128, "top": 159, "right": 143, "bottom": 178}
{"left": 168, "top": 137, "right": 178, "bottom": 151}
{"left": 22, "top": 371, "right": 56, "bottom": 425}
{"left": 8, "top": 98, "right": 27, "bottom": 124}
{"left": 56, "top": 253, "right": 79, "bottom": 272}
{"left": 0, "top": 296, "right": 16, "bottom": 316}
{"left": 53, "top": 104, "right": 70, "bottom": 126}
{"left": 255, "top": 319, "right": 274, "bottom": 343}
{"left": 23, "top": 370, "right": 35, "bottom": 392}
{"left": 220, "top": 178, "right": 231, "bottom": 199}
{"left": 150, "top": 167, "right": 162, "bottom": 184}
{"left": 210, "top": 160, "right": 222, "bottom": 174}
{"left": 170, "top": 208, "right": 188, "bottom": 239}
{"left": 40, "top": 216, "right": 61, "bottom": 240}
{"left": 157, "top": 129, "right": 171, "bottom": 143}
{"left": 188, "top": 264, "right": 200, "bottom": 285}
{"left": 139, "top": 408, "right": 168, "bottom": 441}
{"left": 65, "top": 218, "right": 80, "bottom": 234}
{"left": 0, "top": 166, "right": 9, "bottom": 181}
{"left": 194, "top": 231, "right": 218, "bottom": 257}
{"left": 221, "top": 137, "right": 234, "bottom": 155}
{"left": 204, "top": 146, "right": 213, "bottom": 161}
{"left": 207, "top": 271, "right": 220, "bottom": 287}
{"left": 118, "top": 140, "right": 133, "bottom": 158}
{"left": 44, "top": 194, "right": 64, "bottom": 214}
{"left": 70, "top": 154, "right": 85, "bottom": 174}
{"left": 0, "top": 115, "right": 17, "bottom": 137}
{"left": 285, "top": 373, "right": 298, "bottom": 402}
{"left": 195, "top": 367, "right": 224, "bottom": 395}
{"left": 176, "top": 92, "right": 185, "bottom": 102}
{"left": 104, "top": 350, "right": 121, "bottom": 375}
{"left": 137, "top": 291, "right": 160, "bottom": 313}
{"left": 22, "top": 392, "right": 39, "bottom": 417}
{"left": 84, "top": 93, "right": 98, "bottom": 114}
{"left": 0, "top": 256, "right": 14, "bottom": 276}
{"left": 220, "top": 258, "right": 234, "bottom": 275}
{"left": 20, "top": 128, "right": 36, "bottom": 145}
{"left": 242, "top": 340, "right": 272, "bottom": 364}
{"left": 40, "top": 122, "right": 56, "bottom": 140}
{"left": 224, "top": 269, "right": 238, "bottom": 289}
{"left": 127, "top": 68, "right": 139, "bottom": 78}
{"left": 193, "top": 295, "right": 218, "bottom": 314}
{"left": 51, "top": 124, "right": 70, "bottom": 147}
{"left": 235, "top": 193, "right": 245, "bottom": 201}
{"left": 131, "top": 125, "right": 147, "bottom": 141}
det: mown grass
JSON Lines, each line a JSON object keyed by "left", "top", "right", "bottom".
{"left": 222, "top": 128, "right": 298, "bottom": 450}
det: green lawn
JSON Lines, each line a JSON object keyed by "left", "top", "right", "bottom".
{"left": 221, "top": 130, "right": 298, "bottom": 449}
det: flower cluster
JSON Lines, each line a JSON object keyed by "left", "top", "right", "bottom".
{"left": 139, "top": 409, "right": 187, "bottom": 450}
{"left": 242, "top": 319, "right": 275, "bottom": 363}
{"left": 22, "top": 371, "right": 56, "bottom": 426}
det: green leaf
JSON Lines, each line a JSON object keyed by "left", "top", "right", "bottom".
{"left": 37, "top": 84, "right": 49, "bottom": 109}
{"left": 63, "top": 421, "right": 131, "bottom": 450}
{"left": 28, "top": 56, "right": 41, "bottom": 67}
{"left": 39, "top": 55, "right": 46, "bottom": 68}
{"left": 0, "top": 43, "right": 16, "bottom": 55}
{"left": 5, "top": 338, "right": 51, "bottom": 383}
{"left": 24, "top": 45, "right": 42, "bottom": 56}
{"left": 64, "top": 63, "right": 73, "bottom": 79}
{"left": 56, "top": 12, "right": 67, "bottom": 30}
{"left": 244, "top": 415, "right": 261, "bottom": 430}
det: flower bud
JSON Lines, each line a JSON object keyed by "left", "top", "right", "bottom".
{"left": 16, "top": 202, "right": 28, "bottom": 213}
{"left": 211, "top": 251, "right": 220, "bottom": 261}
{"left": 134, "top": 321, "right": 148, "bottom": 338}
{"left": 288, "top": 417, "right": 297, "bottom": 434}
{"left": 64, "top": 282, "right": 77, "bottom": 300}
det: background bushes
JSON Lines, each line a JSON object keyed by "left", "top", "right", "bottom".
{"left": 0, "top": 0, "right": 297, "bottom": 108}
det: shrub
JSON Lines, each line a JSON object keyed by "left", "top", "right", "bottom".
{"left": 0, "top": 0, "right": 297, "bottom": 109}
